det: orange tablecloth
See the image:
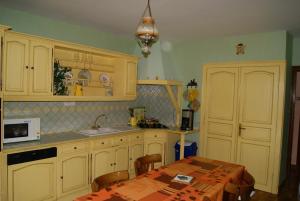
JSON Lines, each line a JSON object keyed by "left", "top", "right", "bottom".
{"left": 75, "top": 157, "right": 244, "bottom": 201}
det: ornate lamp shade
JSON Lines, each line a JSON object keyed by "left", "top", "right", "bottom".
{"left": 135, "top": 0, "right": 159, "bottom": 57}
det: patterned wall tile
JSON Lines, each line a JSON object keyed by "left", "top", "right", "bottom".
{"left": 4, "top": 85, "right": 176, "bottom": 134}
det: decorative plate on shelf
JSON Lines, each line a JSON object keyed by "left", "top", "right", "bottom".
{"left": 99, "top": 73, "right": 111, "bottom": 87}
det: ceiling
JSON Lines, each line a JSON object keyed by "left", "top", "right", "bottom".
{"left": 1, "top": 0, "right": 300, "bottom": 40}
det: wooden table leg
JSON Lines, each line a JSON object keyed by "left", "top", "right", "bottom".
{"left": 180, "top": 133, "right": 185, "bottom": 159}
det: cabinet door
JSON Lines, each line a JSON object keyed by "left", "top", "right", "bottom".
{"left": 202, "top": 66, "right": 239, "bottom": 162}
{"left": 114, "top": 145, "right": 129, "bottom": 171}
{"left": 236, "top": 66, "right": 279, "bottom": 192}
{"left": 125, "top": 61, "right": 137, "bottom": 96}
{"left": 29, "top": 40, "right": 53, "bottom": 95}
{"left": 3, "top": 33, "right": 29, "bottom": 95}
{"left": 58, "top": 153, "right": 89, "bottom": 197}
{"left": 144, "top": 140, "right": 165, "bottom": 167}
{"left": 129, "top": 143, "right": 144, "bottom": 174}
{"left": 92, "top": 148, "right": 114, "bottom": 180}
{"left": 8, "top": 158, "right": 56, "bottom": 201}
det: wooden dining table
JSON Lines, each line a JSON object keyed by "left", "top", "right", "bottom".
{"left": 75, "top": 157, "right": 244, "bottom": 201}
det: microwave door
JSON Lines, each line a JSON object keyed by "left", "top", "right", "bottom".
{"left": 4, "top": 123, "right": 29, "bottom": 142}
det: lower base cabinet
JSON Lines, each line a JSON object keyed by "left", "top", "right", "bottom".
{"left": 57, "top": 152, "right": 89, "bottom": 198}
{"left": 4, "top": 130, "right": 179, "bottom": 201}
{"left": 92, "top": 145, "right": 129, "bottom": 180}
{"left": 8, "top": 157, "right": 57, "bottom": 201}
{"left": 92, "top": 148, "right": 115, "bottom": 179}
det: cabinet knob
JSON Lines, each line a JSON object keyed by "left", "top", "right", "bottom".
{"left": 136, "top": 136, "right": 139, "bottom": 139}
{"left": 74, "top": 147, "right": 77, "bottom": 149}
{"left": 154, "top": 135, "right": 157, "bottom": 137}
{"left": 120, "top": 139, "right": 123, "bottom": 141}
{"left": 31, "top": 66, "right": 34, "bottom": 70}
{"left": 25, "top": 66, "right": 29, "bottom": 69}
{"left": 60, "top": 176, "right": 63, "bottom": 179}
{"left": 101, "top": 142, "right": 104, "bottom": 145}
{"left": 114, "top": 162, "right": 116, "bottom": 165}
{"left": 110, "top": 163, "right": 113, "bottom": 166}
{"left": 130, "top": 158, "right": 132, "bottom": 160}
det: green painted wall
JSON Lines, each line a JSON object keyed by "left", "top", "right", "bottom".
{"left": 0, "top": 6, "right": 136, "bottom": 54}
{"left": 292, "top": 37, "right": 300, "bottom": 66}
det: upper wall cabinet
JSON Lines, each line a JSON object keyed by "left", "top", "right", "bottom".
{"left": 1, "top": 29, "right": 138, "bottom": 101}
{"left": 53, "top": 45, "right": 137, "bottom": 100}
{"left": 3, "top": 32, "right": 53, "bottom": 96}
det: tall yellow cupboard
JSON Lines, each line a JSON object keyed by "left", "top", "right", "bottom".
{"left": 200, "top": 61, "right": 286, "bottom": 194}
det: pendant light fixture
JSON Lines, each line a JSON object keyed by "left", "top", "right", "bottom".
{"left": 135, "top": 0, "right": 159, "bottom": 57}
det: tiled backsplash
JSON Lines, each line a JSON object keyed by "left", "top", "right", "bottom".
{"left": 4, "top": 85, "right": 176, "bottom": 134}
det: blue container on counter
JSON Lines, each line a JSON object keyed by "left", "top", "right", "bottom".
{"left": 175, "top": 141, "right": 198, "bottom": 161}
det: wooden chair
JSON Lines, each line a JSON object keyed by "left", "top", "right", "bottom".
{"left": 134, "top": 154, "right": 162, "bottom": 176}
{"left": 91, "top": 170, "right": 129, "bottom": 192}
{"left": 223, "top": 170, "right": 255, "bottom": 201}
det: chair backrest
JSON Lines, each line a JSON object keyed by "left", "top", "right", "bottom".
{"left": 91, "top": 170, "right": 129, "bottom": 192}
{"left": 223, "top": 170, "right": 255, "bottom": 201}
{"left": 134, "top": 154, "right": 162, "bottom": 176}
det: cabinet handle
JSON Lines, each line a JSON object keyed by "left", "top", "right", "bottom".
{"left": 31, "top": 66, "right": 34, "bottom": 70}
{"left": 239, "top": 124, "right": 246, "bottom": 136}
{"left": 25, "top": 66, "right": 29, "bottom": 69}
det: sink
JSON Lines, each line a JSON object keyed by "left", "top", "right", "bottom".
{"left": 79, "top": 128, "right": 120, "bottom": 136}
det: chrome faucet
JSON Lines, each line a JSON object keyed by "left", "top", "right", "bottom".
{"left": 93, "top": 114, "right": 107, "bottom": 129}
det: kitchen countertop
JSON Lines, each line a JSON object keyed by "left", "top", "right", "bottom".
{"left": 3, "top": 126, "right": 142, "bottom": 152}
{"left": 2, "top": 127, "right": 196, "bottom": 153}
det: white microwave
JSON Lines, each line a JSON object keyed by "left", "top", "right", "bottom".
{"left": 4, "top": 118, "right": 40, "bottom": 144}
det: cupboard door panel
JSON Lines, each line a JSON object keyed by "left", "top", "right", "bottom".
{"left": 92, "top": 148, "right": 114, "bottom": 180}
{"left": 114, "top": 145, "right": 129, "bottom": 171}
{"left": 29, "top": 41, "right": 53, "bottom": 95}
{"left": 125, "top": 61, "right": 137, "bottom": 96}
{"left": 144, "top": 140, "right": 165, "bottom": 167}
{"left": 8, "top": 158, "right": 56, "bottom": 201}
{"left": 237, "top": 142, "right": 270, "bottom": 187}
{"left": 3, "top": 34, "right": 29, "bottom": 95}
{"left": 59, "top": 154, "right": 89, "bottom": 196}
{"left": 206, "top": 137, "right": 232, "bottom": 162}
{"left": 237, "top": 66, "right": 279, "bottom": 192}
{"left": 129, "top": 143, "right": 144, "bottom": 174}
{"left": 202, "top": 67, "right": 239, "bottom": 162}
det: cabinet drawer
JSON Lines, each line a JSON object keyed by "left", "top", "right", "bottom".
{"left": 144, "top": 130, "right": 167, "bottom": 139}
{"left": 113, "top": 136, "right": 128, "bottom": 146}
{"left": 62, "top": 142, "right": 89, "bottom": 154}
{"left": 129, "top": 133, "right": 144, "bottom": 141}
{"left": 93, "top": 138, "right": 113, "bottom": 149}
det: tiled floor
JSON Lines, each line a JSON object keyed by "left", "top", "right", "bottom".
{"left": 252, "top": 169, "right": 299, "bottom": 201}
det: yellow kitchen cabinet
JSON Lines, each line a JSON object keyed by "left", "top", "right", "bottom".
{"left": 114, "top": 145, "right": 129, "bottom": 171}
{"left": 3, "top": 32, "right": 53, "bottom": 96}
{"left": 91, "top": 135, "right": 129, "bottom": 180}
{"left": 57, "top": 142, "right": 89, "bottom": 198}
{"left": 144, "top": 130, "right": 167, "bottom": 167}
{"left": 128, "top": 142, "right": 144, "bottom": 177}
{"left": 91, "top": 147, "right": 115, "bottom": 180}
{"left": 128, "top": 132, "right": 144, "bottom": 177}
{"left": 7, "top": 157, "right": 57, "bottom": 201}
{"left": 200, "top": 61, "right": 286, "bottom": 193}
{"left": 125, "top": 60, "right": 138, "bottom": 97}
